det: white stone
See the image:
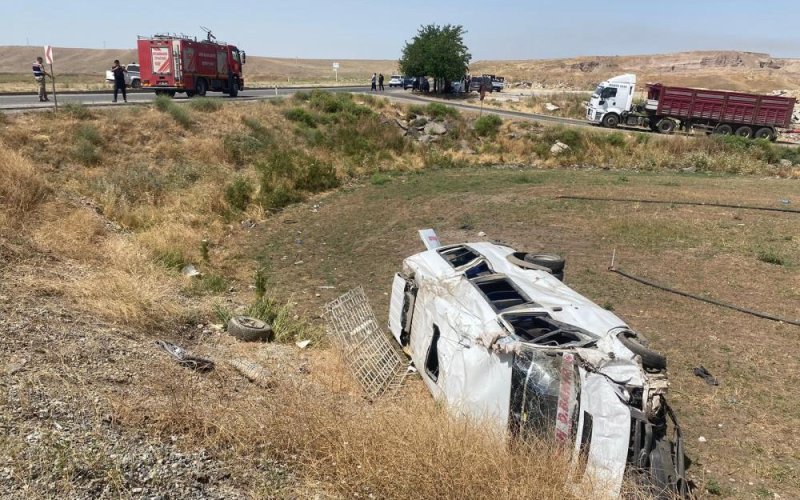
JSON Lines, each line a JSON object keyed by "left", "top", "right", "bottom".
{"left": 544, "top": 103, "right": 560, "bottom": 111}
{"left": 550, "top": 141, "right": 570, "bottom": 154}
{"left": 424, "top": 122, "right": 448, "bottom": 135}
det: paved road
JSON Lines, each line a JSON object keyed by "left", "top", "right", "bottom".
{"left": 0, "top": 86, "right": 370, "bottom": 110}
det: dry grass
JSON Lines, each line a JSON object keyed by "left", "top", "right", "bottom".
{"left": 114, "top": 344, "right": 579, "bottom": 499}
{"left": 0, "top": 144, "right": 49, "bottom": 217}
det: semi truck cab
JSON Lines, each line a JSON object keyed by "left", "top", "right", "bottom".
{"left": 586, "top": 73, "right": 636, "bottom": 128}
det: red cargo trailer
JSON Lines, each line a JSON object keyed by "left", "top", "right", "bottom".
{"left": 137, "top": 33, "right": 245, "bottom": 98}
{"left": 587, "top": 74, "right": 796, "bottom": 140}
{"left": 644, "top": 84, "right": 795, "bottom": 140}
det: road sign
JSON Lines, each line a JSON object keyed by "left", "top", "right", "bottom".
{"left": 44, "top": 45, "right": 53, "bottom": 64}
{"left": 332, "top": 62, "right": 340, "bottom": 69}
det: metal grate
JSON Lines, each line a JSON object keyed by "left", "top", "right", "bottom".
{"left": 322, "top": 288, "right": 407, "bottom": 400}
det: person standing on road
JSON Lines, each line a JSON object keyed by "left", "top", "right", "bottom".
{"left": 32, "top": 56, "right": 50, "bottom": 102}
{"left": 378, "top": 73, "right": 384, "bottom": 92}
{"left": 371, "top": 73, "right": 377, "bottom": 91}
{"left": 110, "top": 60, "right": 127, "bottom": 103}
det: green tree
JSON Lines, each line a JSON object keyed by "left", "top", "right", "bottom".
{"left": 399, "top": 24, "right": 471, "bottom": 93}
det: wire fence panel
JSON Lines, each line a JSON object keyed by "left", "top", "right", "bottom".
{"left": 322, "top": 288, "right": 407, "bottom": 399}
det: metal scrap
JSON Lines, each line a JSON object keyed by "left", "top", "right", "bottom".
{"left": 156, "top": 340, "right": 214, "bottom": 372}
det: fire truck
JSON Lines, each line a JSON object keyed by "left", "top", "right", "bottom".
{"left": 137, "top": 32, "right": 245, "bottom": 98}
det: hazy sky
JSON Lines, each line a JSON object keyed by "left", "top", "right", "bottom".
{"left": 1, "top": 0, "right": 798, "bottom": 60}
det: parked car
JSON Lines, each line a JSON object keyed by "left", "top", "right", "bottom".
{"left": 105, "top": 62, "right": 141, "bottom": 88}
{"left": 402, "top": 76, "right": 415, "bottom": 90}
{"left": 388, "top": 230, "right": 688, "bottom": 498}
{"left": 388, "top": 75, "right": 403, "bottom": 88}
{"left": 469, "top": 75, "right": 492, "bottom": 93}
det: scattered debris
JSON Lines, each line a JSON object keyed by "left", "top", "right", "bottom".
{"left": 156, "top": 340, "right": 214, "bottom": 372}
{"left": 295, "top": 340, "right": 312, "bottom": 349}
{"left": 698, "top": 436, "right": 707, "bottom": 443}
{"left": 544, "top": 102, "right": 560, "bottom": 111}
{"left": 478, "top": 231, "right": 486, "bottom": 237}
{"left": 550, "top": 141, "right": 570, "bottom": 154}
{"left": 322, "top": 287, "right": 407, "bottom": 400}
{"left": 228, "top": 358, "right": 272, "bottom": 387}
{"left": 181, "top": 264, "right": 201, "bottom": 278}
{"left": 227, "top": 316, "right": 273, "bottom": 342}
{"left": 693, "top": 366, "right": 720, "bottom": 386}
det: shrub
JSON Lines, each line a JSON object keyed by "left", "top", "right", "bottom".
{"left": 757, "top": 249, "right": 786, "bottom": 266}
{"left": 223, "top": 132, "right": 273, "bottom": 166}
{"left": 75, "top": 124, "right": 103, "bottom": 145}
{"left": 474, "top": 115, "right": 502, "bottom": 138}
{"left": 73, "top": 140, "right": 101, "bottom": 166}
{"left": 225, "top": 176, "right": 254, "bottom": 211}
{"left": 284, "top": 107, "right": 318, "bottom": 128}
{"left": 370, "top": 172, "right": 392, "bottom": 185}
{"left": 603, "top": 132, "right": 626, "bottom": 147}
{"left": 189, "top": 98, "right": 222, "bottom": 113}
{"left": 154, "top": 249, "right": 185, "bottom": 270}
{"left": 256, "top": 150, "right": 339, "bottom": 210}
{"left": 426, "top": 102, "right": 460, "bottom": 120}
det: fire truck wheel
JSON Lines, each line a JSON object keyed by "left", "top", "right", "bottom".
{"left": 195, "top": 79, "right": 208, "bottom": 97}
{"left": 229, "top": 84, "right": 238, "bottom": 97}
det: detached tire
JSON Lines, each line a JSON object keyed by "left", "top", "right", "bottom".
{"left": 228, "top": 316, "right": 273, "bottom": 342}
{"left": 617, "top": 330, "right": 667, "bottom": 370}
{"left": 524, "top": 253, "right": 566, "bottom": 281}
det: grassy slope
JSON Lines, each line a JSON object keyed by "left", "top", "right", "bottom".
{"left": 1, "top": 95, "right": 799, "bottom": 497}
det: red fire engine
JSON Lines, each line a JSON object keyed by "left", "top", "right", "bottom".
{"left": 137, "top": 32, "right": 245, "bottom": 98}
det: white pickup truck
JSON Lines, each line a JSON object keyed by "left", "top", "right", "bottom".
{"left": 105, "top": 63, "right": 141, "bottom": 88}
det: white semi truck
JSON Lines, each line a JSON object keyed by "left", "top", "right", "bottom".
{"left": 586, "top": 73, "right": 796, "bottom": 140}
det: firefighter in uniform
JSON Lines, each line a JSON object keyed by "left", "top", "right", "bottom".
{"left": 32, "top": 56, "right": 50, "bottom": 102}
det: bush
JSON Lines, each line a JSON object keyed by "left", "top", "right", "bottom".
{"left": 426, "top": 102, "right": 460, "bottom": 120}
{"left": 474, "top": 115, "right": 502, "bottom": 138}
{"left": 75, "top": 124, "right": 103, "bottom": 145}
{"left": 189, "top": 98, "right": 222, "bottom": 113}
{"left": 370, "top": 172, "right": 392, "bottom": 185}
{"left": 256, "top": 150, "right": 339, "bottom": 210}
{"left": 223, "top": 132, "right": 273, "bottom": 166}
{"left": 284, "top": 107, "right": 318, "bottom": 128}
{"left": 73, "top": 140, "right": 101, "bottom": 166}
{"left": 225, "top": 176, "right": 254, "bottom": 211}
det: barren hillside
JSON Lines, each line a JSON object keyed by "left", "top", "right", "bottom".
{"left": 0, "top": 46, "right": 398, "bottom": 86}
{"left": 2, "top": 46, "right": 799, "bottom": 91}
{"left": 471, "top": 50, "right": 800, "bottom": 92}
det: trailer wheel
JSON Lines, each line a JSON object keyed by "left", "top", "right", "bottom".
{"left": 713, "top": 124, "right": 733, "bottom": 135}
{"left": 754, "top": 127, "right": 774, "bottom": 141}
{"left": 735, "top": 126, "right": 753, "bottom": 139}
{"left": 656, "top": 119, "right": 676, "bottom": 134}
{"left": 601, "top": 113, "right": 620, "bottom": 128}
{"left": 195, "top": 79, "right": 208, "bottom": 97}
